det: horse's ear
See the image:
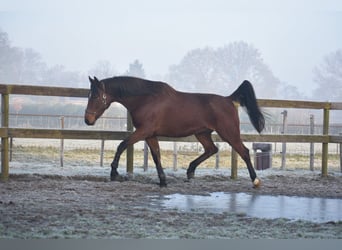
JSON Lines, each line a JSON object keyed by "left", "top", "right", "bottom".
{"left": 88, "top": 76, "right": 94, "bottom": 84}
{"left": 94, "top": 76, "right": 100, "bottom": 83}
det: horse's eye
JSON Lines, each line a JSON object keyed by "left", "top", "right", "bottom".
{"left": 88, "top": 91, "right": 98, "bottom": 99}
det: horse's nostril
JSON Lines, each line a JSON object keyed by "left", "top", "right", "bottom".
{"left": 85, "top": 118, "right": 94, "bottom": 126}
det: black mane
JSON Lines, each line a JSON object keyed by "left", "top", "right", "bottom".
{"left": 102, "top": 76, "right": 173, "bottom": 98}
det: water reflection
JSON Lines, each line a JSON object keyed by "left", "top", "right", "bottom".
{"left": 155, "top": 192, "right": 342, "bottom": 223}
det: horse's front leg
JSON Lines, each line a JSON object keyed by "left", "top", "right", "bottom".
{"left": 110, "top": 139, "right": 128, "bottom": 181}
{"left": 110, "top": 130, "right": 146, "bottom": 181}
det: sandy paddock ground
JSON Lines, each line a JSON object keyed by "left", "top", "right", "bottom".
{"left": 0, "top": 163, "right": 341, "bottom": 239}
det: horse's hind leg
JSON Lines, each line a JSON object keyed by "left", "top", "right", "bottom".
{"left": 233, "top": 141, "right": 258, "bottom": 183}
{"left": 187, "top": 131, "right": 218, "bottom": 179}
{"left": 217, "top": 130, "right": 260, "bottom": 187}
{"left": 145, "top": 137, "right": 167, "bottom": 187}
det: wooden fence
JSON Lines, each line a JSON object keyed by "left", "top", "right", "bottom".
{"left": 1, "top": 83, "right": 342, "bottom": 181}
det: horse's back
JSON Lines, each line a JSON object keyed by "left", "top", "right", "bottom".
{"left": 150, "top": 91, "right": 238, "bottom": 136}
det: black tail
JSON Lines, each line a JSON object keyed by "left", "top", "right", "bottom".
{"left": 230, "top": 80, "right": 265, "bottom": 133}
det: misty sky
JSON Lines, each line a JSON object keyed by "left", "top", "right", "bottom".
{"left": 1, "top": 0, "right": 342, "bottom": 95}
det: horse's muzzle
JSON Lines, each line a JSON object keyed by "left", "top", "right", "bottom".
{"left": 84, "top": 111, "right": 96, "bottom": 126}
{"left": 85, "top": 117, "right": 95, "bottom": 126}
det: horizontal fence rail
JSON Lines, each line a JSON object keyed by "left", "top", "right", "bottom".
{"left": 1, "top": 83, "right": 342, "bottom": 181}
{"left": 6, "top": 113, "right": 342, "bottom": 134}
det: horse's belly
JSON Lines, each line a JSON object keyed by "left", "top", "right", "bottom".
{"left": 157, "top": 116, "right": 210, "bottom": 137}
{"left": 153, "top": 96, "right": 217, "bottom": 137}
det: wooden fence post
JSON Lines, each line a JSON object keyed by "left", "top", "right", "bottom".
{"left": 340, "top": 133, "right": 342, "bottom": 173}
{"left": 60, "top": 116, "right": 64, "bottom": 167}
{"left": 143, "top": 141, "right": 148, "bottom": 171}
{"left": 322, "top": 105, "right": 330, "bottom": 177}
{"left": 281, "top": 110, "right": 287, "bottom": 170}
{"left": 9, "top": 137, "right": 13, "bottom": 162}
{"left": 231, "top": 102, "right": 239, "bottom": 179}
{"left": 126, "top": 112, "right": 134, "bottom": 175}
{"left": 215, "top": 142, "right": 220, "bottom": 169}
{"left": 1, "top": 93, "right": 9, "bottom": 181}
{"left": 173, "top": 142, "right": 177, "bottom": 171}
{"left": 230, "top": 148, "right": 238, "bottom": 179}
{"left": 309, "top": 114, "right": 315, "bottom": 171}
{"left": 100, "top": 139, "right": 105, "bottom": 167}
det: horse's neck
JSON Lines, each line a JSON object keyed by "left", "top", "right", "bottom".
{"left": 113, "top": 96, "right": 145, "bottom": 113}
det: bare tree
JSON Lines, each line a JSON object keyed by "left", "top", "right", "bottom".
{"left": 88, "top": 60, "right": 117, "bottom": 80}
{"left": 125, "top": 59, "right": 145, "bottom": 78}
{"left": 19, "top": 48, "right": 47, "bottom": 83}
{"left": 216, "top": 42, "right": 280, "bottom": 97}
{"left": 313, "top": 49, "right": 342, "bottom": 101}
{"left": 168, "top": 47, "right": 216, "bottom": 92}
{"left": 277, "top": 84, "right": 304, "bottom": 100}
{"left": 0, "top": 29, "right": 82, "bottom": 86}
{"left": 42, "top": 65, "right": 81, "bottom": 86}
{"left": 0, "top": 30, "right": 24, "bottom": 83}
{"left": 168, "top": 42, "right": 281, "bottom": 98}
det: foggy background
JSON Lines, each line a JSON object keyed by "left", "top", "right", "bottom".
{"left": 0, "top": 0, "right": 341, "bottom": 126}
{"left": 0, "top": 0, "right": 341, "bottom": 98}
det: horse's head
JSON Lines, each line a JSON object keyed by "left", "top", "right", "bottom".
{"left": 85, "top": 76, "right": 110, "bottom": 125}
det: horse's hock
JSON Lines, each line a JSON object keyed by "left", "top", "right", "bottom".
{"left": 252, "top": 143, "right": 272, "bottom": 170}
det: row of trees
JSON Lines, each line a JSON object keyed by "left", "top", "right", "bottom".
{"left": 0, "top": 29, "right": 147, "bottom": 88}
{"left": 167, "top": 42, "right": 342, "bottom": 101}
{"left": 0, "top": 30, "right": 81, "bottom": 86}
{"left": 1, "top": 29, "right": 341, "bottom": 101}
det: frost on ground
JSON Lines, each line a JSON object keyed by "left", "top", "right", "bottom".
{"left": 0, "top": 163, "right": 341, "bottom": 239}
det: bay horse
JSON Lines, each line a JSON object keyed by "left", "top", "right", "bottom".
{"left": 85, "top": 76, "right": 265, "bottom": 187}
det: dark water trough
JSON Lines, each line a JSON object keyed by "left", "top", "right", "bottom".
{"left": 153, "top": 192, "right": 342, "bottom": 223}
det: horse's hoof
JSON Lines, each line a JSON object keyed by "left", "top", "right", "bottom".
{"left": 159, "top": 179, "right": 167, "bottom": 187}
{"left": 187, "top": 172, "right": 195, "bottom": 179}
{"left": 253, "top": 178, "right": 261, "bottom": 188}
{"left": 111, "top": 175, "right": 123, "bottom": 182}
{"left": 159, "top": 180, "right": 167, "bottom": 188}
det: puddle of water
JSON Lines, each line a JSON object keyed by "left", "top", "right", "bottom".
{"left": 153, "top": 192, "right": 342, "bottom": 223}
